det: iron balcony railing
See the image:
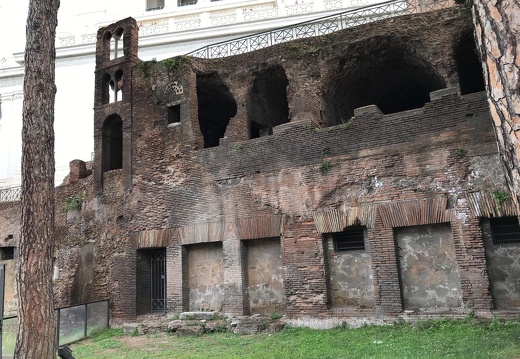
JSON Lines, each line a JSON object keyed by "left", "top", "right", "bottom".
{"left": 0, "top": 186, "right": 21, "bottom": 202}
{"left": 187, "top": 0, "right": 453, "bottom": 59}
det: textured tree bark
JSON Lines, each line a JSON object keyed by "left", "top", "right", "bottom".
{"left": 471, "top": 0, "right": 520, "bottom": 210}
{"left": 15, "top": 0, "right": 60, "bottom": 358}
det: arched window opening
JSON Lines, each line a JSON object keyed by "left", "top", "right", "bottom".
{"left": 110, "top": 28, "right": 124, "bottom": 60}
{"left": 103, "top": 32, "right": 112, "bottom": 61}
{"left": 106, "top": 70, "right": 123, "bottom": 103}
{"left": 101, "top": 73, "right": 111, "bottom": 104}
{"left": 196, "top": 73, "right": 237, "bottom": 148}
{"left": 115, "top": 70, "right": 123, "bottom": 101}
{"left": 102, "top": 115, "right": 123, "bottom": 172}
{"left": 326, "top": 41, "right": 446, "bottom": 126}
{"left": 248, "top": 66, "right": 289, "bottom": 139}
{"left": 455, "top": 32, "right": 485, "bottom": 95}
{"left": 109, "top": 79, "right": 116, "bottom": 103}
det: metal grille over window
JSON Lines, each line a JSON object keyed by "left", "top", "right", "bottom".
{"left": 491, "top": 217, "right": 520, "bottom": 245}
{"left": 146, "top": 0, "right": 164, "bottom": 11}
{"left": 151, "top": 250, "right": 166, "bottom": 312}
{"left": 333, "top": 226, "right": 365, "bottom": 251}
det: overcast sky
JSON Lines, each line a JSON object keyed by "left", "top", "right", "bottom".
{"left": 0, "top": 0, "right": 29, "bottom": 56}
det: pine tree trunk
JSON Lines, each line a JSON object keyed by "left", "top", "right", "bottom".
{"left": 471, "top": 0, "right": 520, "bottom": 209}
{"left": 14, "top": 0, "right": 60, "bottom": 358}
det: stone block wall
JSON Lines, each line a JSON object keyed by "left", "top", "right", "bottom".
{"left": 245, "top": 238, "right": 285, "bottom": 315}
{"left": 396, "top": 224, "right": 462, "bottom": 310}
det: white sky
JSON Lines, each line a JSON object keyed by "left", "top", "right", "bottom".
{"left": 0, "top": 0, "right": 29, "bottom": 56}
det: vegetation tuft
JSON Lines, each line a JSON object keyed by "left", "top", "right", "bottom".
{"left": 493, "top": 189, "right": 510, "bottom": 204}
{"left": 319, "top": 160, "right": 332, "bottom": 175}
{"left": 64, "top": 195, "right": 83, "bottom": 211}
{"left": 161, "top": 57, "right": 184, "bottom": 71}
{"left": 455, "top": 148, "right": 466, "bottom": 157}
{"left": 136, "top": 61, "right": 150, "bottom": 78}
{"left": 270, "top": 312, "right": 283, "bottom": 320}
{"left": 235, "top": 143, "right": 244, "bottom": 156}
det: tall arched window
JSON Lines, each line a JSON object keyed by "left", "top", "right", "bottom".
{"left": 102, "top": 115, "right": 123, "bottom": 172}
{"left": 110, "top": 27, "right": 124, "bottom": 60}
{"left": 114, "top": 69, "right": 123, "bottom": 101}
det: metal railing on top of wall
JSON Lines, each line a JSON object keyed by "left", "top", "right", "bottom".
{"left": 186, "top": 0, "right": 453, "bottom": 59}
{"left": 0, "top": 186, "right": 21, "bottom": 202}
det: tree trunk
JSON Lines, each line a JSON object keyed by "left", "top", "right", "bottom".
{"left": 471, "top": 0, "right": 520, "bottom": 210}
{"left": 15, "top": 0, "right": 60, "bottom": 358}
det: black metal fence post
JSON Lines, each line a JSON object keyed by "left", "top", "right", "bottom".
{"left": 84, "top": 303, "right": 88, "bottom": 338}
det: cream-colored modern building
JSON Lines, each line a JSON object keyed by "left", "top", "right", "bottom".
{"left": 0, "top": 0, "right": 438, "bottom": 189}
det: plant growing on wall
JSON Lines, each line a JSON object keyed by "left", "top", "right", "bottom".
{"left": 161, "top": 57, "right": 181, "bottom": 71}
{"left": 493, "top": 189, "right": 509, "bottom": 204}
{"left": 64, "top": 195, "right": 83, "bottom": 211}
{"left": 136, "top": 61, "right": 150, "bottom": 78}
{"left": 455, "top": 148, "right": 466, "bottom": 157}
{"left": 319, "top": 160, "right": 332, "bottom": 175}
{"left": 136, "top": 58, "right": 159, "bottom": 78}
{"left": 235, "top": 143, "right": 244, "bottom": 157}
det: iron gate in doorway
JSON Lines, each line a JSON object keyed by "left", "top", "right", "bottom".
{"left": 151, "top": 249, "right": 166, "bottom": 313}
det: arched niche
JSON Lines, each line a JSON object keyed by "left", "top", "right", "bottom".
{"left": 196, "top": 73, "right": 237, "bottom": 148}
{"left": 248, "top": 65, "right": 289, "bottom": 138}
{"left": 326, "top": 38, "right": 446, "bottom": 126}
{"left": 102, "top": 115, "right": 123, "bottom": 172}
{"left": 455, "top": 31, "right": 486, "bottom": 95}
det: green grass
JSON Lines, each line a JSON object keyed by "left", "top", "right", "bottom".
{"left": 71, "top": 319, "right": 520, "bottom": 359}
{"left": 2, "top": 317, "right": 17, "bottom": 356}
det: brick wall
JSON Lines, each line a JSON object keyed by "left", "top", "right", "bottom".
{"left": 1, "top": 7, "right": 515, "bottom": 321}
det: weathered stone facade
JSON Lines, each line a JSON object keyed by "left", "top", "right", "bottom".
{"left": 1, "top": 6, "right": 519, "bottom": 322}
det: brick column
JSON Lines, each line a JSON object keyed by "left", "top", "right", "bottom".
{"left": 222, "top": 229, "right": 246, "bottom": 315}
{"left": 282, "top": 220, "right": 329, "bottom": 316}
{"left": 166, "top": 237, "right": 185, "bottom": 313}
{"left": 369, "top": 215, "right": 403, "bottom": 315}
{"left": 109, "top": 246, "right": 136, "bottom": 320}
{"left": 451, "top": 201, "right": 493, "bottom": 311}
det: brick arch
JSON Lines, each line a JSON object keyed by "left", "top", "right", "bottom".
{"left": 325, "top": 37, "right": 446, "bottom": 126}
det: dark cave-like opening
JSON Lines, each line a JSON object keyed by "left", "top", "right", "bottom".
{"left": 102, "top": 114, "right": 123, "bottom": 172}
{"left": 326, "top": 41, "right": 446, "bottom": 126}
{"left": 248, "top": 66, "right": 289, "bottom": 138}
{"left": 197, "top": 73, "right": 237, "bottom": 148}
{"left": 455, "top": 31, "right": 486, "bottom": 95}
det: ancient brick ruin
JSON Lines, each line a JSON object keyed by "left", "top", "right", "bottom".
{"left": 1, "top": 6, "right": 520, "bottom": 322}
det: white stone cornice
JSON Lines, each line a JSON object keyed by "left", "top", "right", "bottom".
{"left": 11, "top": 0, "right": 379, "bottom": 63}
{"left": 0, "top": 91, "right": 24, "bottom": 100}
